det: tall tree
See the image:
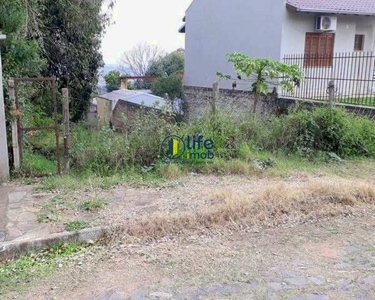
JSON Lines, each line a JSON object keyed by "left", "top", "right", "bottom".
{"left": 151, "top": 75, "right": 184, "bottom": 100}
{"left": 38, "top": 0, "right": 114, "bottom": 120}
{"left": 147, "top": 49, "right": 184, "bottom": 77}
{"left": 0, "top": 0, "right": 44, "bottom": 79}
{"left": 104, "top": 70, "right": 121, "bottom": 92}
{"left": 119, "top": 43, "right": 164, "bottom": 77}
{"left": 0, "top": 0, "right": 45, "bottom": 138}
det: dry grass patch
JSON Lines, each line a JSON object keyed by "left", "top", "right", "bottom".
{"left": 200, "top": 159, "right": 263, "bottom": 176}
{"left": 124, "top": 178, "right": 375, "bottom": 239}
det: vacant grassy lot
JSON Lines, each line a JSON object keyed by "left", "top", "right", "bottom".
{"left": 2, "top": 157, "right": 375, "bottom": 298}
{"left": 4, "top": 107, "right": 375, "bottom": 298}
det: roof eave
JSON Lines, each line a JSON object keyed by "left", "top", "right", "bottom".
{"left": 179, "top": 25, "right": 185, "bottom": 33}
{"left": 286, "top": 3, "right": 375, "bottom": 16}
{"left": 116, "top": 99, "right": 163, "bottom": 110}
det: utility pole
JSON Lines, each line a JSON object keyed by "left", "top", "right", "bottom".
{"left": 0, "top": 33, "right": 9, "bottom": 181}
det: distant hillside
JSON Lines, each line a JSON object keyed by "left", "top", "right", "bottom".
{"left": 100, "top": 64, "right": 131, "bottom": 76}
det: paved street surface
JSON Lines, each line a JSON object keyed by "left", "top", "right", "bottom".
{"left": 11, "top": 214, "right": 375, "bottom": 300}
{"left": 0, "top": 183, "right": 53, "bottom": 242}
{"left": 0, "top": 184, "right": 10, "bottom": 242}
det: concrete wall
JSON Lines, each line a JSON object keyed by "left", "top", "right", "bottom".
{"left": 184, "top": 86, "right": 279, "bottom": 121}
{"left": 184, "top": 0, "right": 285, "bottom": 90}
{"left": 96, "top": 97, "right": 112, "bottom": 126}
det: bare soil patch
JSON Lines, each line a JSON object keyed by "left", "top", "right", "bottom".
{"left": 6, "top": 213, "right": 375, "bottom": 299}
{"left": 32, "top": 173, "right": 375, "bottom": 240}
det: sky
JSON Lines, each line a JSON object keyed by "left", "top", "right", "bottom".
{"left": 101, "top": 0, "right": 193, "bottom": 65}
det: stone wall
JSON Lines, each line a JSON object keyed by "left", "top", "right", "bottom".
{"left": 112, "top": 101, "right": 158, "bottom": 131}
{"left": 112, "top": 101, "right": 139, "bottom": 131}
{"left": 184, "top": 86, "right": 375, "bottom": 121}
{"left": 184, "top": 86, "right": 280, "bottom": 121}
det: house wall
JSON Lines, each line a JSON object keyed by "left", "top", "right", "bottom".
{"left": 96, "top": 97, "right": 112, "bottom": 126}
{"left": 184, "top": 0, "right": 285, "bottom": 90}
{"left": 281, "top": 11, "right": 375, "bottom": 98}
{"left": 85, "top": 104, "right": 98, "bottom": 123}
{"left": 183, "top": 0, "right": 375, "bottom": 98}
{"left": 281, "top": 11, "right": 375, "bottom": 56}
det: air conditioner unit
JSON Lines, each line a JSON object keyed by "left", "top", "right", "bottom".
{"left": 315, "top": 16, "right": 337, "bottom": 31}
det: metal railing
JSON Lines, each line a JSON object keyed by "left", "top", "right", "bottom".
{"left": 282, "top": 52, "right": 375, "bottom": 107}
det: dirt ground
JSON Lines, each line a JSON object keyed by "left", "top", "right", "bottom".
{"left": 2, "top": 166, "right": 375, "bottom": 299}
{"left": 5, "top": 213, "right": 375, "bottom": 300}
{"left": 31, "top": 171, "right": 375, "bottom": 235}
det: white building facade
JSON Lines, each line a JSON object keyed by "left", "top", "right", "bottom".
{"left": 181, "top": 0, "right": 375, "bottom": 95}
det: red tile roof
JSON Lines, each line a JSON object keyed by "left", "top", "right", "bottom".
{"left": 287, "top": 0, "right": 375, "bottom": 15}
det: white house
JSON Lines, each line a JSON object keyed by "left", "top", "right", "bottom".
{"left": 180, "top": 0, "right": 375, "bottom": 97}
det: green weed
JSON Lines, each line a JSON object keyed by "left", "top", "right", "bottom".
{"left": 65, "top": 221, "right": 90, "bottom": 232}
{"left": 80, "top": 197, "right": 109, "bottom": 211}
{"left": 22, "top": 150, "right": 56, "bottom": 175}
{"left": 0, "top": 242, "right": 88, "bottom": 294}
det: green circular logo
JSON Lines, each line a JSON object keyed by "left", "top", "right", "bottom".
{"left": 161, "top": 135, "right": 186, "bottom": 159}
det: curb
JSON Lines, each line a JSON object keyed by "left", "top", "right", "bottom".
{"left": 0, "top": 226, "right": 110, "bottom": 261}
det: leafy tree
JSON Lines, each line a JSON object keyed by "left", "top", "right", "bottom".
{"left": 0, "top": 0, "right": 44, "bottom": 79}
{"left": 151, "top": 75, "right": 184, "bottom": 100}
{"left": 104, "top": 70, "right": 121, "bottom": 92}
{"left": 147, "top": 49, "right": 184, "bottom": 77}
{"left": 0, "top": 0, "right": 45, "bottom": 141}
{"left": 38, "top": 0, "right": 114, "bottom": 121}
{"left": 0, "top": 0, "right": 114, "bottom": 121}
{"left": 218, "top": 53, "right": 302, "bottom": 113}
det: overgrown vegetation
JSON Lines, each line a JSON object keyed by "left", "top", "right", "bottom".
{"left": 23, "top": 106, "right": 375, "bottom": 181}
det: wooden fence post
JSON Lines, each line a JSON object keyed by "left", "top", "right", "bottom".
{"left": 211, "top": 82, "right": 219, "bottom": 115}
{"left": 8, "top": 79, "right": 20, "bottom": 170}
{"left": 328, "top": 80, "right": 335, "bottom": 108}
{"left": 62, "top": 88, "right": 70, "bottom": 173}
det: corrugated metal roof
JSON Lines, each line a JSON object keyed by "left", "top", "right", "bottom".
{"left": 97, "top": 89, "right": 166, "bottom": 111}
{"left": 287, "top": 0, "right": 375, "bottom": 15}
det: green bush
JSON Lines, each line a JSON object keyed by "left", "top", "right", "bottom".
{"left": 127, "top": 108, "right": 177, "bottom": 166}
{"left": 177, "top": 107, "right": 375, "bottom": 160}
{"left": 70, "top": 125, "right": 130, "bottom": 176}
{"left": 269, "top": 107, "right": 375, "bottom": 158}
{"left": 70, "top": 108, "right": 177, "bottom": 175}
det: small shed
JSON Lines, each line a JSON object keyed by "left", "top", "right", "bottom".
{"left": 95, "top": 90, "right": 167, "bottom": 129}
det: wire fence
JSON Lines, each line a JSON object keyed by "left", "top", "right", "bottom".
{"left": 282, "top": 52, "right": 375, "bottom": 107}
